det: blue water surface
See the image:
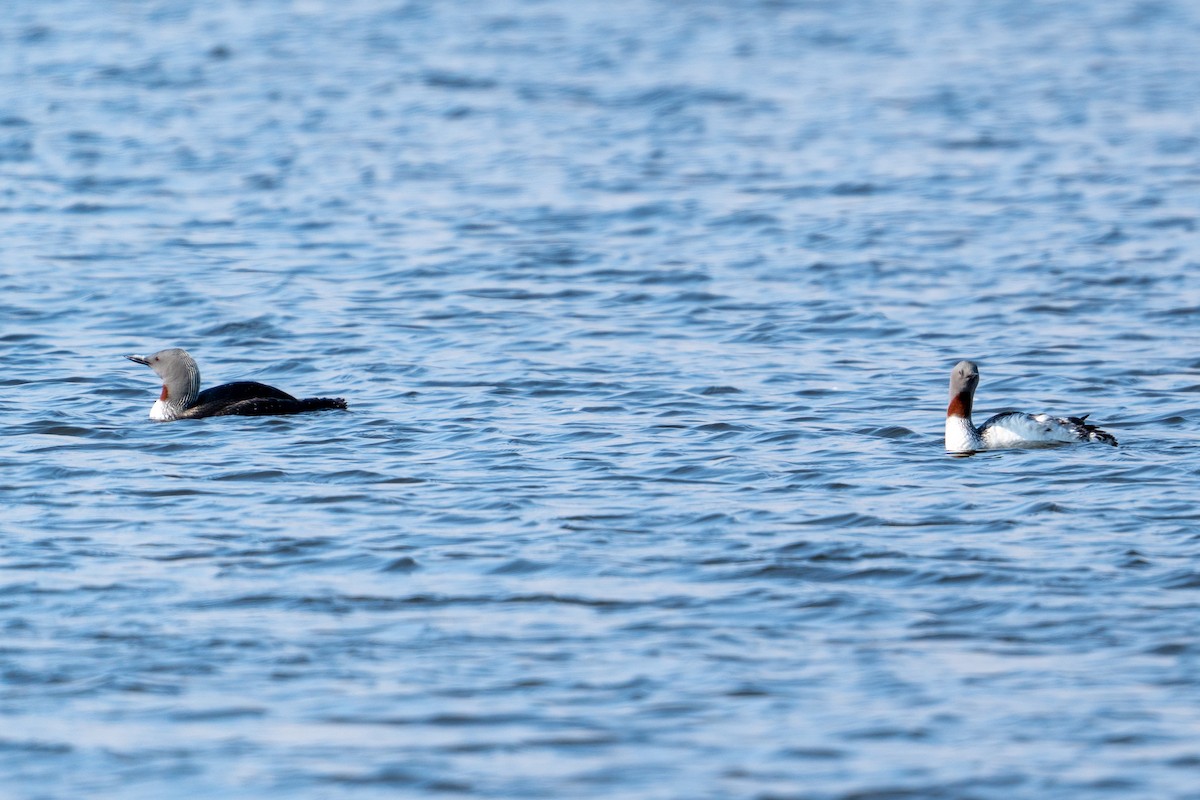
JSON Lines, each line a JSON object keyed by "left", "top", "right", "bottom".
{"left": 2, "top": 1, "right": 1200, "bottom": 798}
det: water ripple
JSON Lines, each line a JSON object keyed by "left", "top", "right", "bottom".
{"left": 2, "top": 1, "right": 1199, "bottom": 798}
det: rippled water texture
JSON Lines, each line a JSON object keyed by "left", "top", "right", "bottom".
{"left": 3, "top": 1, "right": 1200, "bottom": 797}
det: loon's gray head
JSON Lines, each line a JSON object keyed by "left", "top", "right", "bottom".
{"left": 949, "top": 360, "right": 980, "bottom": 399}
{"left": 125, "top": 348, "right": 201, "bottom": 420}
{"left": 947, "top": 360, "right": 980, "bottom": 419}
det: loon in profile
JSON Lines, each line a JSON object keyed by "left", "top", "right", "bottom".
{"left": 126, "top": 348, "right": 347, "bottom": 421}
{"left": 945, "top": 360, "right": 1117, "bottom": 453}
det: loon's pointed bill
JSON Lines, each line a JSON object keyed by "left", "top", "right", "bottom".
{"left": 126, "top": 347, "right": 347, "bottom": 421}
{"left": 945, "top": 360, "right": 1116, "bottom": 453}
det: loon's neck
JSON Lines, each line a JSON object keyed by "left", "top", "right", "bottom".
{"left": 947, "top": 388, "right": 973, "bottom": 420}
{"left": 945, "top": 389, "right": 981, "bottom": 451}
{"left": 150, "top": 368, "right": 201, "bottom": 421}
{"left": 148, "top": 385, "right": 185, "bottom": 421}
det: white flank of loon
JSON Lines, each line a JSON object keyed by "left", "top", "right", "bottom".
{"left": 945, "top": 360, "right": 1117, "bottom": 453}
{"left": 126, "top": 348, "right": 348, "bottom": 421}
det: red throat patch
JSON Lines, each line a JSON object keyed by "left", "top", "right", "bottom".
{"left": 946, "top": 393, "right": 969, "bottom": 418}
{"left": 159, "top": 386, "right": 169, "bottom": 401}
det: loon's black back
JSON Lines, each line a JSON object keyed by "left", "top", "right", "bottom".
{"left": 183, "top": 381, "right": 347, "bottom": 419}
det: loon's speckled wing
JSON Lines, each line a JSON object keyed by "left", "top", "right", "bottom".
{"left": 182, "top": 381, "right": 346, "bottom": 418}
{"left": 978, "top": 411, "right": 1117, "bottom": 448}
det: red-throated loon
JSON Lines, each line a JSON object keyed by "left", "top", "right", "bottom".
{"left": 126, "top": 348, "right": 347, "bottom": 421}
{"left": 945, "top": 360, "right": 1117, "bottom": 452}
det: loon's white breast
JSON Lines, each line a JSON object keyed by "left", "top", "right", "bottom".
{"left": 944, "top": 360, "right": 1117, "bottom": 453}
{"left": 149, "top": 397, "right": 173, "bottom": 422}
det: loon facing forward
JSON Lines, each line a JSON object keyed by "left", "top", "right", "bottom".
{"left": 126, "top": 348, "right": 347, "bottom": 421}
{"left": 945, "top": 360, "right": 1116, "bottom": 453}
